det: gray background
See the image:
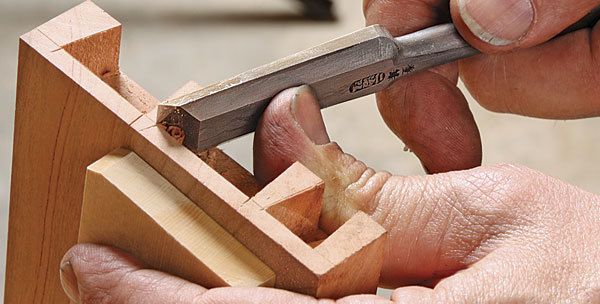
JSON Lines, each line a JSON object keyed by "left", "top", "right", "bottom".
{"left": 1, "top": 0, "right": 599, "bottom": 299}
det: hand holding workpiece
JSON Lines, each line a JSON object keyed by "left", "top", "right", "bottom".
{"left": 59, "top": 0, "right": 600, "bottom": 302}
{"left": 62, "top": 86, "right": 600, "bottom": 303}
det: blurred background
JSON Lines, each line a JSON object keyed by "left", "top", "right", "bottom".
{"left": 1, "top": 0, "right": 600, "bottom": 299}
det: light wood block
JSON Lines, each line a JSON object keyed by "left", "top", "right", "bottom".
{"left": 79, "top": 149, "right": 275, "bottom": 288}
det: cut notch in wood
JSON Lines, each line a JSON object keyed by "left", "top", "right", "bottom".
{"left": 151, "top": 82, "right": 387, "bottom": 298}
{"left": 7, "top": 2, "right": 388, "bottom": 300}
{"left": 251, "top": 162, "right": 325, "bottom": 241}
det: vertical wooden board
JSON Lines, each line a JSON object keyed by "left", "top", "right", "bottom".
{"left": 7, "top": 3, "right": 135, "bottom": 302}
{"left": 80, "top": 149, "right": 275, "bottom": 288}
{"left": 7, "top": 37, "right": 134, "bottom": 303}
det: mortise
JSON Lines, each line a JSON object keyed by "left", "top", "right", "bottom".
{"left": 196, "top": 148, "right": 261, "bottom": 197}
{"left": 102, "top": 72, "right": 160, "bottom": 114}
{"left": 251, "top": 162, "right": 329, "bottom": 245}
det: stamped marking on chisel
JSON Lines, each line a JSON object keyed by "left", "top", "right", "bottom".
{"left": 348, "top": 64, "right": 418, "bottom": 94}
{"left": 401, "top": 65, "right": 415, "bottom": 75}
{"left": 388, "top": 69, "right": 400, "bottom": 80}
{"left": 348, "top": 72, "right": 386, "bottom": 93}
{"left": 388, "top": 65, "right": 416, "bottom": 81}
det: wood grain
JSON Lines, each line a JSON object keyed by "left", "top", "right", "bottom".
{"left": 79, "top": 149, "right": 275, "bottom": 288}
{"left": 103, "top": 73, "right": 160, "bottom": 114}
{"left": 7, "top": 2, "right": 388, "bottom": 302}
{"left": 234, "top": 177, "right": 387, "bottom": 298}
{"left": 315, "top": 212, "right": 387, "bottom": 298}
{"left": 37, "top": 0, "right": 121, "bottom": 77}
{"left": 7, "top": 4, "right": 133, "bottom": 302}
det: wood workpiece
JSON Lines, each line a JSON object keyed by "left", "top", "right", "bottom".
{"left": 79, "top": 148, "right": 276, "bottom": 288}
{"left": 6, "top": 2, "right": 388, "bottom": 302}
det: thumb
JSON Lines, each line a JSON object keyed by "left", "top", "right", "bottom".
{"left": 60, "top": 244, "right": 208, "bottom": 303}
{"left": 60, "top": 244, "right": 325, "bottom": 303}
{"left": 253, "top": 85, "right": 533, "bottom": 287}
{"left": 451, "top": 0, "right": 600, "bottom": 50}
{"left": 253, "top": 85, "right": 331, "bottom": 185}
{"left": 254, "top": 85, "right": 387, "bottom": 232}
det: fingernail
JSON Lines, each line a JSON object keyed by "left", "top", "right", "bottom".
{"left": 458, "top": 0, "right": 534, "bottom": 46}
{"left": 291, "top": 85, "right": 330, "bottom": 145}
{"left": 60, "top": 260, "right": 80, "bottom": 303}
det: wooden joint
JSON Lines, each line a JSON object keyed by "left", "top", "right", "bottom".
{"left": 251, "top": 162, "right": 324, "bottom": 241}
{"left": 36, "top": 0, "right": 122, "bottom": 77}
{"left": 7, "top": 2, "right": 388, "bottom": 302}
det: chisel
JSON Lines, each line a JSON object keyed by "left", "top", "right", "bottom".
{"left": 158, "top": 8, "right": 600, "bottom": 153}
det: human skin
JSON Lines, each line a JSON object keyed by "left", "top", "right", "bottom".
{"left": 60, "top": 0, "right": 600, "bottom": 302}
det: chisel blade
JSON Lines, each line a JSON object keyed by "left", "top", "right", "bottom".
{"left": 158, "top": 25, "right": 401, "bottom": 152}
{"left": 158, "top": 5, "right": 600, "bottom": 153}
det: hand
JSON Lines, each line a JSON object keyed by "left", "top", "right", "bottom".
{"left": 61, "top": 87, "right": 600, "bottom": 303}
{"left": 364, "top": 0, "right": 600, "bottom": 174}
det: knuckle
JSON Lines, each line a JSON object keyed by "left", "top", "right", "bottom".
{"left": 316, "top": 143, "right": 391, "bottom": 230}
{"left": 341, "top": 162, "right": 391, "bottom": 213}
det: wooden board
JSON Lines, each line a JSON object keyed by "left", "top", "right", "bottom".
{"left": 6, "top": 2, "right": 388, "bottom": 302}
{"left": 8, "top": 3, "right": 135, "bottom": 302}
{"left": 79, "top": 149, "right": 275, "bottom": 288}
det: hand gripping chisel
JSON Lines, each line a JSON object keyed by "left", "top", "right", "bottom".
{"left": 158, "top": 8, "right": 600, "bottom": 153}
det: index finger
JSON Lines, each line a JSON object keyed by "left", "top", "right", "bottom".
{"left": 364, "top": 0, "right": 482, "bottom": 173}
{"left": 364, "top": 0, "right": 452, "bottom": 35}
